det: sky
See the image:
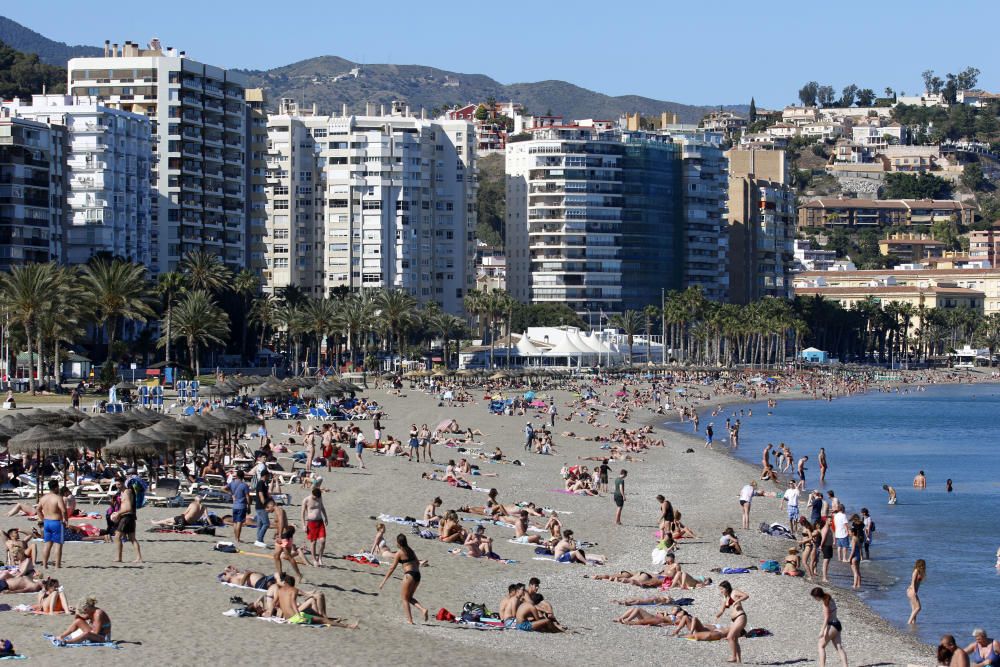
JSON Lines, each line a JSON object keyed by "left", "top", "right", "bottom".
{"left": 6, "top": 0, "right": 1000, "bottom": 109}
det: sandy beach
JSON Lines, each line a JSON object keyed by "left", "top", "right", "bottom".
{"left": 1, "top": 375, "right": 959, "bottom": 666}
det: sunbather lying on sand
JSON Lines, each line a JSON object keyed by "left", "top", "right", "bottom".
{"left": 150, "top": 498, "right": 207, "bottom": 528}
{"left": 219, "top": 565, "right": 276, "bottom": 590}
{"left": 588, "top": 570, "right": 662, "bottom": 587}
{"left": 613, "top": 594, "right": 676, "bottom": 605}
{"left": 614, "top": 607, "right": 684, "bottom": 626}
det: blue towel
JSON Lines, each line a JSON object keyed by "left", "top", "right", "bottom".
{"left": 43, "top": 634, "right": 120, "bottom": 649}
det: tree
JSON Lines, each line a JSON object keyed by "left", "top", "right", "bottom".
{"left": 956, "top": 66, "right": 980, "bottom": 92}
{"left": 839, "top": 84, "right": 859, "bottom": 107}
{"left": 798, "top": 81, "right": 819, "bottom": 107}
{"left": 884, "top": 87, "right": 895, "bottom": 100}
{"left": 609, "top": 310, "right": 643, "bottom": 363}
{"left": 162, "top": 290, "right": 230, "bottom": 377}
{"left": 643, "top": 305, "right": 660, "bottom": 363}
{"left": 302, "top": 297, "right": 340, "bottom": 370}
{"left": 180, "top": 250, "right": 231, "bottom": 293}
{"left": 233, "top": 269, "right": 259, "bottom": 362}
{"left": 476, "top": 153, "right": 506, "bottom": 246}
{"left": 0, "top": 41, "right": 67, "bottom": 101}
{"left": 79, "top": 258, "right": 155, "bottom": 363}
{"left": 962, "top": 162, "right": 987, "bottom": 192}
{"left": 249, "top": 294, "right": 278, "bottom": 355}
{"left": 474, "top": 104, "right": 489, "bottom": 121}
{"left": 882, "top": 172, "right": 952, "bottom": 200}
{"left": 857, "top": 88, "right": 876, "bottom": 107}
{"left": 374, "top": 289, "right": 418, "bottom": 360}
{"left": 748, "top": 97, "right": 757, "bottom": 122}
{"left": 156, "top": 272, "right": 186, "bottom": 372}
{"left": 817, "top": 85, "right": 836, "bottom": 107}
{"left": 922, "top": 70, "right": 943, "bottom": 94}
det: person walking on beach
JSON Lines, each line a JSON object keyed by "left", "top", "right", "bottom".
{"left": 704, "top": 423, "right": 714, "bottom": 448}
{"left": 848, "top": 515, "right": 863, "bottom": 589}
{"left": 37, "top": 480, "right": 66, "bottom": 569}
{"left": 301, "top": 487, "right": 328, "bottom": 567}
{"left": 524, "top": 422, "right": 534, "bottom": 452}
{"left": 548, "top": 403, "right": 557, "bottom": 427}
{"left": 714, "top": 581, "right": 748, "bottom": 664}
{"left": 613, "top": 470, "right": 627, "bottom": 526}
{"left": 809, "top": 490, "right": 823, "bottom": 526}
{"left": 111, "top": 474, "right": 142, "bottom": 564}
{"left": 811, "top": 588, "right": 848, "bottom": 667}
{"left": 351, "top": 426, "right": 368, "bottom": 470}
{"left": 253, "top": 470, "right": 271, "bottom": 548}
{"left": 906, "top": 559, "right": 925, "bottom": 624}
{"left": 225, "top": 470, "right": 250, "bottom": 544}
{"left": 819, "top": 448, "right": 828, "bottom": 482}
{"left": 378, "top": 534, "right": 429, "bottom": 624}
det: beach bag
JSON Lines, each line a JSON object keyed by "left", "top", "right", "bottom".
{"left": 760, "top": 560, "right": 780, "bottom": 574}
{"left": 461, "top": 602, "right": 487, "bottom": 622}
{"left": 126, "top": 476, "right": 148, "bottom": 509}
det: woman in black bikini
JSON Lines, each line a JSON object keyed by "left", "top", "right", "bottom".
{"left": 378, "top": 534, "right": 429, "bottom": 624}
{"left": 715, "top": 581, "right": 749, "bottom": 664}
{"left": 810, "top": 587, "right": 848, "bottom": 667}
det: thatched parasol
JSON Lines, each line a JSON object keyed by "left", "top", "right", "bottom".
{"left": 104, "top": 428, "right": 163, "bottom": 458}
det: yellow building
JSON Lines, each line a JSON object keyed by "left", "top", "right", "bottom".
{"left": 793, "top": 267, "right": 997, "bottom": 315}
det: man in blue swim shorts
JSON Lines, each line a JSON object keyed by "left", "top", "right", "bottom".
{"left": 37, "top": 480, "right": 68, "bottom": 568}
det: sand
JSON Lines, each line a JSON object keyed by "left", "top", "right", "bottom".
{"left": 0, "top": 378, "right": 942, "bottom": 666}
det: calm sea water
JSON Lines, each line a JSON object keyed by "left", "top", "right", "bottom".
{"left": 670, "top": 383, "right": 1000, "bottom": 646}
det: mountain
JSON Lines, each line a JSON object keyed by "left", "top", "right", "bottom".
{"left": 238, "top": 57, "right": 747, "bottom": 123}
{"left": 0, "top": 16, "right": 746, "bottom": 122}
{"left": 0, "top": 16, "right": 101, "bottom": 66}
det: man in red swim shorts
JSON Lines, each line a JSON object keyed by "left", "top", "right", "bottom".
{"left": 300, "top": 487, "right": 328, "bottom": 567}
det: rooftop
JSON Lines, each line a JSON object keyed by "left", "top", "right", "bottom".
{"left": 800, "top": 198, "right": 972, "bottom": 210}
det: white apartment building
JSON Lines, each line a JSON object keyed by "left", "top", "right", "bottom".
{"left": 263, "top": 100, "right": 476, "bottom": 313}
{"left": 68, "top": 40, "right": 248, "bottom": 273}
{"left": 0, "top": 113, "right": 65, "bottom": 269}
{"left": 3, "top": 94, "right": 152, "bottom": 265}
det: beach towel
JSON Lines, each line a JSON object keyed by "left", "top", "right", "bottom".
{"left": 720, "top": 568, "right": 751, "bottom": 575}
{"left": 634, "top": 597, "right": 694, "bottom": 607}
{"left": 43, "top": 634, "right": 120, "bottom": 649}
{"left": 447, "top": 549, "right": 516, "bottom": 565}
{"left": 343, "top": 554, "right": 380, "bottom": 567}
{"left": 745, "top": 628, "right": 772, "bottom": 638}
{"left": 0, "top": 656, "right": 27, "bottom": 660}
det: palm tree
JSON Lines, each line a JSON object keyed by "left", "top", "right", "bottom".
{"left": 375, "top": 289, "right": 418, "bottom": 360}
{"left": 37, "top": 274, "right": 84, "bottom": 387}
{"left": 162, "top": 290, "right": 230, "bottom": 377}
{"left": 156, "top": 272, "right": 187, "bottom": 372}
{"left": 0, "top": 263, "right": 63, "bottom": 393}
{"left": 79, "top": 258, "right": 155, "bottom": 364}
{"left": 180, "top": 250, "right": 231, "bottom": 293}
{"left": 249, "top": 294, "right": 278, "bottom": 355}
{"left": 302, "top": 297, "right": 340, "bottom": 371}
{"left": 609, "top": 310, "right": 643, "bottom": 364}
{"left": 233, "top": 269, "right": 260, "bottom": 363}
{"left": 337, "top": 294, "right": 373, "bottom": 368}
{"left": 275, "top": 301, "right": 308, "bottom": 375}
{"left": 643, "top": 305, "right": 659, "bottom": 364}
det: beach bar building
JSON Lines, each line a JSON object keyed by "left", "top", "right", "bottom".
{"left": 799, "top": 347, "right": 830, "bottom": 363}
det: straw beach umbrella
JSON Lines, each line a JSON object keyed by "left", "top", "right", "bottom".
{"left": 7, "top": 425, "right": 77, "bottom": 495}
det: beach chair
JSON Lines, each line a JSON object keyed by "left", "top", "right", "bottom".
{"left": 80, "top": 479, "right": 117, "bottom": 505}
{"left": 146, "top": 478, "right": 182, "bottom": 507}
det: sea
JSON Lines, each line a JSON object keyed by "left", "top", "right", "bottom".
{"left": 668, "top": 382, "right": 1000, "bottom": 646}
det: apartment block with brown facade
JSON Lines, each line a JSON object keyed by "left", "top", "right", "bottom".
{"left": 798, "top": 198, "right": 973, "bottom": 229}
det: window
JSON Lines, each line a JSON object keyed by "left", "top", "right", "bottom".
{"left": 273, "top": 200, "right": 289, "bottom": 209}
{"left": 274, "top": 245, "right": 289, "bottom": 254}
{"left": 273, "top": 186, "right": 289, "bottom": 195}
{"left": 362, "top": 201, "right": 381, "bottom": 210}
{"left": 298, "top": 171, "right": 312, "bottom": 181}
{"left": 273, "top": 229, "right": 289, "bottom": 239}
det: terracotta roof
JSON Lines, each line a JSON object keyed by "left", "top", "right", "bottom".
{"left": 799, "top": 198, "right": 972, "bottom": 210}
{"left": 795, "top": 285, "right": 984, "bottom": 296}
{"left": 796, "top": 268, "right": 1000, "bottom": 278}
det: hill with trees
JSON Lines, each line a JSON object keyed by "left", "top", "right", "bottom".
{"left": 0, "top": 16, "right": 101, "bottom": 65}
{"left": 0, "top": 39, "right": 67, "bottom": 101}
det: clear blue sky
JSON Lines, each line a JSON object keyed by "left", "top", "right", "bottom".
{"left": 6, "top": 1, "right": 1000, "bottom": 108}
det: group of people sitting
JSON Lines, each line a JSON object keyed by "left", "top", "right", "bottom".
{"left": 220, "top": 565, "right": 358, "bottom": 628}
{"left": 496, "top": 578, "right": 564, "bottom": 632}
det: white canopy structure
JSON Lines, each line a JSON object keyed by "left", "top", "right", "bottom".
{"left": 516, "top": 333, "right": 544, "bottom": 358}
{"left": 545, "top": 331, "right": 589, "bottom": 361}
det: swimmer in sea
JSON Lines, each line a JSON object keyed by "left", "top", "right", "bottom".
{"left": 882, "top": 484, "right": 897, "bottom": 505}
{"left": 946, "top": 478, "right": 953, "bottom": 493}
{"left": 913, "top": 470, "right": 926, "bottom": 489}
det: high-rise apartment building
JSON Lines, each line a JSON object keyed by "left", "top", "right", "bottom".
{"left": 245, "top": 88, "right": 268, "bottom": 279}
{"left": 726, "top": 148, "right": 794, "bottom": 304}
{"left": 68, "top": 40, "right": 248, "bottom": 273}
{"left": 262, "top": 100, "right": 476, "bottom": 313}
{"left": 0, "top": 112, "right": 64, "bottom": 269}
{"left": 3, "top": 95, "right": 152, "bottom": 265}
{"left": 506, "top": 124, "right": 728, "bottom": 317}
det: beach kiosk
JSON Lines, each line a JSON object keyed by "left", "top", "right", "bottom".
{"left": 799, "top": 347, "right": 829, "bottom": 364}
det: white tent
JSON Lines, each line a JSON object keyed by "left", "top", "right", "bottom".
{"left": 567, "top": 330, "right": 597, "bottom": 360}
{"left": 545, "top": 331, "right": 589, "bottom": 360}
{"left": 516, "top": 333, "right": 543, "bottom": 358}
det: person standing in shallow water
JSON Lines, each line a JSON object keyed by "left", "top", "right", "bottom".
{"left": 818, "top": 447, "right": 828, "bottom": 482}
{"left": 906, "top": 559, "right": 925, "bottom": 624}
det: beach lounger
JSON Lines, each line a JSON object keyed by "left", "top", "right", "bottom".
{"left": 146, "top": 478, "right": 182, "bottom": 507}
